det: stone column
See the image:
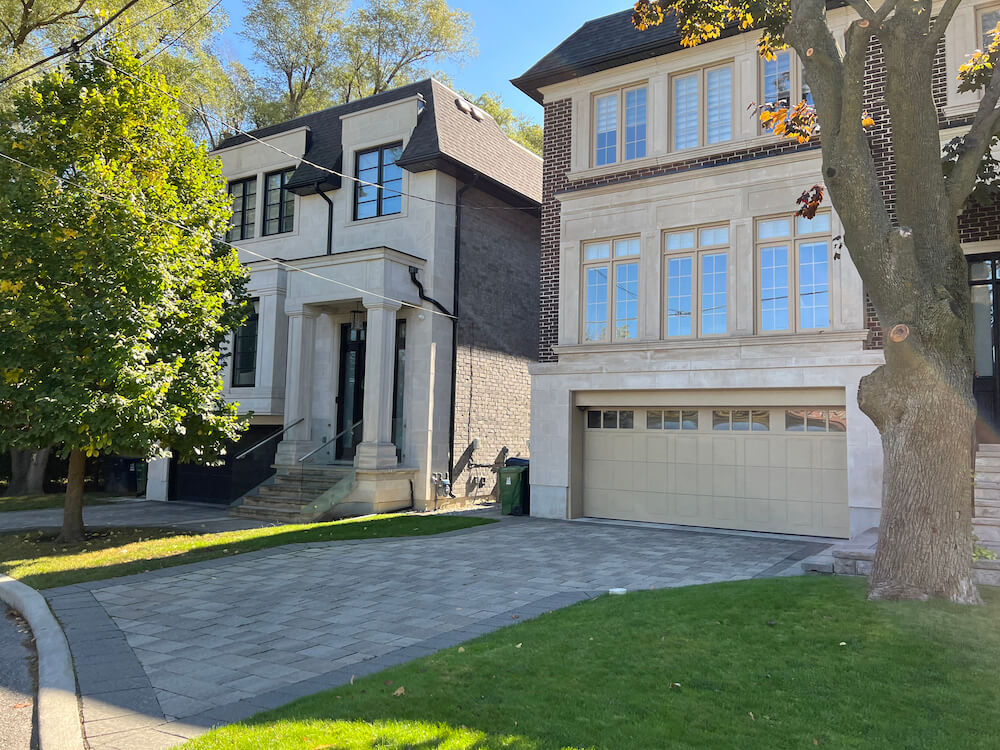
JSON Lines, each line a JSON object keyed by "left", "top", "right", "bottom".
{"left": 274, "top": 306, "right": 317, "bottom": 464}
{"left": 355, "top": 297, "right": 401, "bottom": 469}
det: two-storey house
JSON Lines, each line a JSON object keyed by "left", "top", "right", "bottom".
{"left": 147, "top": 79, "right": 541, "bottom": 519}
{"left": 513, "top": 2, "right": 1000, "bottom": 540}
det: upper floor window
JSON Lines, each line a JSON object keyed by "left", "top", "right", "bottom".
{"left": 980, "top": 4, "right": 1000, "bottom": 50}
{"left": 263, "top": 169, "right": 295, "bottom": 235}
{"left": 355, "top": 143, "right": 403, "bottom": 220}
{"left": 227, "top": 177, "right": 256, "bottom": 242}
{"left": 664, "top": 225, "right": 729, "bottom": 337}
{"left": 671, "top": 63, "right": 733, "bottom": 151}
{"left": 232, "top": 299, "right": 259, "bottom": 388}
{"left": 583, "top": 236, "right": 641, "bottom": 342}
{"left": 756, "top": 212, "right": 832, "bottom": 333}
{"left": 761, "top": 50, "right": 813, "bottom": 109}
{"left": 594, "top": 85, "right": 648, "bottom": 166}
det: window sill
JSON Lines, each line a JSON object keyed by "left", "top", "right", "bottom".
{"left": 553, "top": 329, "right": 870, "bottom": 355}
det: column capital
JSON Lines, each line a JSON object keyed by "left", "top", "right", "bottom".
{"left": 285, "top": 303, "right": 319, "bottom": 319}
{"left": 362, "top": 296, "right": 402, "bottom": 312}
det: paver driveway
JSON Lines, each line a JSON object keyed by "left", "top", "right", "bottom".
{"left": 45, "top": 515, "right": 828, "bottom": 750}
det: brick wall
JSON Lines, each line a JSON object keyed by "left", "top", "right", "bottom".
{"left": 540, "top": 99, "right": 572, "bottom": 362}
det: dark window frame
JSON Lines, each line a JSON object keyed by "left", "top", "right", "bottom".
{"left": 231, "top": 298, "right": 260, "bottom": 388}
{"left": 262, "top": 168, "right": 295, "bottom": 236}
{"left": 227, "top": 176, "right": 257, "bottom": 242}
{"left": 354, "top": 142, "right": 404, "bottom": 221}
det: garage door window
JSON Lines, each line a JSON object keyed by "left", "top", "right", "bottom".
{"left": 713, "top": 409, "right": 769, "bottom": 431}
{"left": 587, "top": 409, "right": 634, "bottom": 429}
{"left": 647, "top": 409, "right": 699, "bottom": 430}
{"left": 664, "top": 225, "right": 729, "bottom": 338}
{"left": 786, "top": 408, "right": 847, "bottom": 432}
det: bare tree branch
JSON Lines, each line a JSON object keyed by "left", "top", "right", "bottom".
{"left": 927, "top": 0, "right": 962, "bottom": 52}
{"left": 844, "top": 0, "right": 877, "bottom": 21}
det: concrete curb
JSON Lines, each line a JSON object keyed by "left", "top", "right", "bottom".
{"left": 0, "top": 575, "right": 84, "bottom": 750}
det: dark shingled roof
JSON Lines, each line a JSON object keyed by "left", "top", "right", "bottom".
{"left": 215, "top": 79, "right": 541, "bottom": 207}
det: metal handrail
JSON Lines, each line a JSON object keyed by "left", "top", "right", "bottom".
{"left": 299, "top": 419, "right": 363, "bottom": 463}
{"left": 234, "top": 418, "right": 305, "bottom": 461}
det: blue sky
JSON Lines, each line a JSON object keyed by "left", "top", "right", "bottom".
{"left": 217, "top": 1, "right": 627, "bottom": 122}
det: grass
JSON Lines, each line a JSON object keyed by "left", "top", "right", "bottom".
{"left": 0, "top": 514, "right": 495, "bottom": 589}
{"left": 183, "top": 576, "right": 1000, "bottom": 750}
{"left": 0, "top": 492, "right": 114, "bottom": 513}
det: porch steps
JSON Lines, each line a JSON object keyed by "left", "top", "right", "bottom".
{"left": 976, "top": 444, "right": 1000, "bottom": 547}
{"left": 229, "top": 464, "right": 353, "bottom": 523}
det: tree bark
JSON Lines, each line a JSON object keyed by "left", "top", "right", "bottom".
{"left": 7, "top": 447, "right": 50, "bottom": 496}
{"left": 59, "top": 449, "right": 86, "bottom": 543}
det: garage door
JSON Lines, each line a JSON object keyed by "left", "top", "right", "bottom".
{"left": 582, "top": 405, "right": 848, "bottom": 537}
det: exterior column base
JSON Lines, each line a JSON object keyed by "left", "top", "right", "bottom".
{"left": 355, "top": 442, "right": 399, "bottom": 470}
{"left": 274, "top": 439, "right": 319, "bottom": 464}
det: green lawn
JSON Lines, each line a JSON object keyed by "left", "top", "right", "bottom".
{"left": 0, "top": 492, "right": 114, "bottom": 513}
{"left": 183, "top": 576, "right": 1000, "bottom": 750}
{"left": 0, "top": 514, "right": 494, "bottom": 589}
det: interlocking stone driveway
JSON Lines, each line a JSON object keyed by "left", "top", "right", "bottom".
{"left": 45, "top": 515, "right": 828, "bottom": 750}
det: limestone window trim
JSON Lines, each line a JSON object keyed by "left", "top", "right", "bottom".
{"left": 262, "top": 168, "right": 296, "bottom": 236}
{"left": 662, "top": 223, "right": 731, "bottom": 340}
{"left": 353, "top": 142, "right": 405, "bottom": 222}
{"left": 669, "top": 59, "right": 736, "bottom": 153}
{"left": 231, "top": 297, "right": 260, "bottom": 388}
{"left": 580, "top": 235, "right": 642, "bottom": 345}
{"left": 591, "top": 81, "right": 649, "bottom": 168}
{"left": 226, "top": 175, "right": 257, "bottom": 242}
{"left": 754, "top": 210, "right": 834, "bottom": 335}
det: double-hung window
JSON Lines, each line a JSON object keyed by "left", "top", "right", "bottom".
{"left": 582, "top": 237, "right": 641, "bottom": 342}
{"left": 980, "top": 5, "right": 1000, "bottom": 50}
{"left": 664, "top": 225, "right": 729, "bottom": 337}
{"left": 760, "top": 50, "right": 813, "bottom": 112}
{"left": 263, "top": 169, "right": 295, "bottom": 235}
{"left": 671, "top": 63, "right": 733, "bottom": 151}
{"left": 355, "top": 143, "right": 404, "bottom": 220}
{"left": 594, "top": 85, "right": 648, "bottom": 166}
{"left": 232, "top": 299, "right": 259, "bottom": 388}
{"left": 227, "top": 177, "right": 256, "bottom": 242}
{"left": 756, "top": 212, "right": 832, "bottom": 333}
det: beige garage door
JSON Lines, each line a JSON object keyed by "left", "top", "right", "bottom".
{"left": 582, "top": 406, "right": 849, "bottom": 537}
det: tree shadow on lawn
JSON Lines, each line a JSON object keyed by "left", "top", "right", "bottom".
{"left": 0, "top": 515, "right": 496, "bottom": 589}
{"left": 186, "top": 577, "right": 1000, "bottom": 750}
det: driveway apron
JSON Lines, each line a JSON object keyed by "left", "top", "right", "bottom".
{"left": 44, "top": 516, "right": 828, "bottom": 750}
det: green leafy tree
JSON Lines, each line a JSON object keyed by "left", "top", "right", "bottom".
{"left": 462, "top": 90, "right": 542, "bottom": 155}
{"left": 0, "top": 45, "right": 248, "bottom": 541}
{"left": 632, "top": 0, "right": 1000, "bottom": 603}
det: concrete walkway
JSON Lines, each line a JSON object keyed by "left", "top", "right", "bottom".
{"left": 0, "top": 500, "right": 267, "bottom": 534}
{"left": 0, "top": 607, "right": 36, "bottom": 749}
{"left": 42, "top": 515, "right": 828, "bottom": 750}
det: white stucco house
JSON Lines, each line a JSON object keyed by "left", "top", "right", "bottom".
{"left": 147, "top": 79, "right": 541, "bottom": 519}
{"left": 511, "top": 1, "right": 1000, "bottom": 540}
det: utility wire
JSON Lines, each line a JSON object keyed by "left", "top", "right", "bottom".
{"left": 0, "top": 150, "right": 456, "bottom": 320}
{"left": 93, "top": 55, "right": 541, "bottom": 213}
{"left": 138, "top": 0, "right": 224, "bottom": 67}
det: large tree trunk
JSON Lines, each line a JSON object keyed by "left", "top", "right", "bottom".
{"left": 7, "top": 447, "right": 51, "bottom": 496}
{"left": 59, "top": 449, "right": 86, "bottom": 543}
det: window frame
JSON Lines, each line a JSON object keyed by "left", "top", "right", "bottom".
{"left": 668, "top": 61, "right": 735, "bottom": 153}
{"left": 581, "top": 235, "right": 642, "bottom": 344}
{"left": 662, "top": 224, "right": 731, "bottom": 339}
{"left": 226, "top": 176, "right": 257, "bottom": 242}
{"left": 262, "top": 169, "right": 296, "bottom": 236}
{"left": 755, "top": 212, "right": 833, "bottom": 335}
{"left": 231, "top": 298, "right": 260, "bottom": 389}
{"left": 758, "top": 50, "right": 813, "bottom": 134}
{"left": 591, "top": 83, "right": 649, "bottom": 167}
{"left": 354, "top": 142, "right": 404, "bottom": 221}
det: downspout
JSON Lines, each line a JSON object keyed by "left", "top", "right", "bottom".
{"left": 315, "top": 181, "right": 334, "bottom": 255}
{"left": 450, "top": 175, "right": 478, "bottom": 487}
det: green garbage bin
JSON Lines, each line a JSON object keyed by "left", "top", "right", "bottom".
{"left": 498, "top": 465, "right": 530, "bottom": 516}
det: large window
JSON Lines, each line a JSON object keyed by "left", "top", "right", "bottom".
{"left": 671, "top": 63, "right": 733, "bottom": 151}
{"left": 355, "top": 143, "right": 403, "bottom": 220}
{"left": 594, "top": 85, "right": 648, "bottom": 166}
{"left": 583, "top": 237, "right": 641, "bottom": 342}
{"left": 664, "top": 225, "right": 729, "bottom": 337}
{"left": 980, "top": 5, "right": 1000, "bottom": 50}
{"left": 760, "top": 50, "right": 813, "bottom": 110}
{"left": 263, "top": 169, "right": 295, "bottom": 235}
{"left": 227, "top": 177, "right": 256, "bottom": 242}
{"left": 756, "top": 212, "right": 832, "bottom": 333}
{"left": 232, "top": 299, "right": 259, "bottom": 388}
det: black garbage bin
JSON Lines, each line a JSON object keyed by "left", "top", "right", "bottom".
{"left": 104, "top": 456, "right": 141, "bottom": 495}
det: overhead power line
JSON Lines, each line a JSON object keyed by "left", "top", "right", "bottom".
{"left": 0, "top": 150, "right": 456, "bottom": 319}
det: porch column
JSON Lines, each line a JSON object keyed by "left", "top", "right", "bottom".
{"left": 274, "top": 306, "right": 317, "bottom": 463}
{"left": 355, "top": 297, "right": 401, "bottom": 469}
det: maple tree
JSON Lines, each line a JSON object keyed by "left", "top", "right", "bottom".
{"left": 634, "top": 0, "right": 1000, "bottom": 603}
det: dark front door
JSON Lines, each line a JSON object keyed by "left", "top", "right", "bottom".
{"left": 970, "top": 256, "right": 1000, "bottom": 443}
{"left": 337, "top": 323, "right": 366, "bottom": 461}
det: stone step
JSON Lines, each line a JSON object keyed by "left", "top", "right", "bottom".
{"left": 273, "top": 463, "right": 353, "bottom": 477}
{"left": 978, "top": 444, "right": 1000, "bottom": 454}
{"left": 976, "top": 457, "right": 1000, "bottom": 471}
{"left": 271, "top": 476, "right": 344, "bottom": 491}
{"left": 229, "top": 504, "right": 311, "bottom": 523}
{"left": 257, "top": 483, "right": 327, "bottom": 499}
{"left": 974, "top": 517, "right": 1000, "bottom": 542}
{"left": 975, "top": 503, "right": 1000, "bottom": 518}
{"left": 974, "top": 479, "right": 1000, "bottom": 492}
{"left": 975, "top": 487, "right": 1000, "bottom": 502}
{"left": 244, "top": 493, "right": 319, "bottom": 510}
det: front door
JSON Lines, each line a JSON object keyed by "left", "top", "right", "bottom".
{"left": 337, "top": 323, "right": 366, "bottom": 461}
{"left": 970, "top": 256, "right": 1000, "bottom": 443}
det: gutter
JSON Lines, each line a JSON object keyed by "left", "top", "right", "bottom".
{"left": 315, "top": 181, "right": 334, "bottom": 255}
